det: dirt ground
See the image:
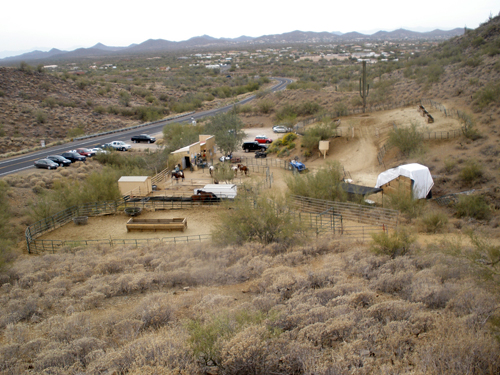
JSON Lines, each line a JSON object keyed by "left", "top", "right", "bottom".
{"left": 22, "top": 104, "right": 464, "bottom": 243}
{"left": 37, "top": 206, "right": 223, "bottom": 241}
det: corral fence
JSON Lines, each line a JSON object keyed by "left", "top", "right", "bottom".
{"left": 25, "top": 199, "right": 221, "bottom": 254}
{"left": 290, "top": 195, "right": 399, "bottom": 229}
{"left": 27, "top": 235, "right": 212, "bottom": 255}
{"left": 26, "top": 194, "right": 400, "bottom": 254}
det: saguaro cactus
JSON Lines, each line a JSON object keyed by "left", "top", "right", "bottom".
{"left": 359, "top": 61, "right": 369, "bottom": 113}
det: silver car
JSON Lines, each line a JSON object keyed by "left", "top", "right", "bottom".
{"left": 273, "top": 125, "right": 293, "bottom": 133}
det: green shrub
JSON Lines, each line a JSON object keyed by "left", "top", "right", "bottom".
{"left": 386, "top": 185, "right": 425, "bottom": 219}
{"left": 459, "top": 160, "right": 483, "bottom": 186}
{"left": 257, "top": 99, "right": 274, "bottom": 114}
{"left": 473, "top": 82, "right": 500, "bottom": 110}
{"left": 286, "top": 161, "right": 346, "bottom": 201}
{"left": 35, "top": 110, "right": 47, "bottom": 124}
{"left": 419, "top": 210, "right": 449, "bottom": 233}
{"left": 119, "top": 91, "right": 131, "bottom": 106}
{"left": 455, "top": 195, "right": 491, "bottom": 220}
{"left": 370, "top": 227, "right": 416, "bottom": 258}
{"left": 387, "top": 122, "right": 424, "bottom": 157}
{"left": 94, "top": 105, "right": 106, "bottom": 114}
{"left": 212, "top": 193, "right": 308, "bottom": 247}
{"left": 238, "top": 104, "right": 253, "bottom": 113}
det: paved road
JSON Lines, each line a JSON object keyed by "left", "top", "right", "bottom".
{"left": 0, "top": 78, "right": 292, "bottom": 176}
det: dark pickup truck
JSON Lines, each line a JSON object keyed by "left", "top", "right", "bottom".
{"left": 131, "top": 134, "right": 156, "bottom": 143}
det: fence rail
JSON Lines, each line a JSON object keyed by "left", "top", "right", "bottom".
{"left": 28, "top": 235, "right": 212, "bottom": 255}
{"left": 290, "top": 195, "right": 399, "bottom": 228}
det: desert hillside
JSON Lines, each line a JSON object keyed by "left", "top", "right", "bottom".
{"left": 0, "top": 13, "right": 500, "bottom": 375}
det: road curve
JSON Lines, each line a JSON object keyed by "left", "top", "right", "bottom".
{"left": 0, "top": 77, "right": 292, "bottom": 176}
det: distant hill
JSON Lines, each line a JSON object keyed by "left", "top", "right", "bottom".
{"left": 0, "top": 28, "right": 464, "bottom": 64}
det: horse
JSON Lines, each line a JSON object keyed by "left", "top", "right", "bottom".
{"left": 231, "top": 165, "right": 239, "bottom": 175}
{"left": 209, "top": 165, "right": 215, "bottom": 177}
{"left": 237, "top": 164, "right": 248, "bottom": 176}
{"left": 191, "top": 190, "right": 220, "bottom": 203}
{"left": 171, "top": 170, "right": 185, "bottom": 182}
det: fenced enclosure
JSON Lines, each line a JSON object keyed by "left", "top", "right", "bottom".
{"left": 290, "top": 195, "right": 399, "bottom": 228}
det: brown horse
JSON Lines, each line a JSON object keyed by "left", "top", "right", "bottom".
{"left": 171, "top": 171, "right": 185, "bottom": 182}
{"left": 191, "top": 190, "right": 220, "bottom": 203}
{"left": 237, "top": 164, "right": 249, "bottom": 176}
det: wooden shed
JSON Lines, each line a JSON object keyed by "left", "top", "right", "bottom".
{"left": 118, "top": 176, "right": 152, "bottom": 197}
{"left": 375, "top": 163, "right": 434, "bottom": 199}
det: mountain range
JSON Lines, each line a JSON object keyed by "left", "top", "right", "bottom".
{"left": 1, "top": 28, "right": 463, "bottom": 63}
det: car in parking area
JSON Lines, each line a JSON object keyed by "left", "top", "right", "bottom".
{"left": 74, "top": 148, "right": 96, "bottom": 157}
{"left": 131, "top": 134, "right": 156, "bottom": 143}
{"left": 109, "top": 141, "right": 131, "bottom": 151}
{"left": 34, "top": 158, "right": 59, "bottom": 170}
{"left": 254, "top": 135, "right": 273, "bottom": 144}
{"left": 46, "top": 155, "right": 72, "bottom": 167}
{"left": 273, "top": 125, "right": 293, "bottom": 133}
{"left": 242, "top": 141, "right": 268, "bottom": 153}
{"left": 61, "top": 151, "right": 86, "bottom": 163}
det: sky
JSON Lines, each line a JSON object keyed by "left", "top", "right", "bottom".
{"left": 1, "top": 0, "right": 499, "bottom": 56}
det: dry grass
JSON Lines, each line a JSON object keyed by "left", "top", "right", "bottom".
{"left": 0, "top": 237, "right": 498, "bottom": 374}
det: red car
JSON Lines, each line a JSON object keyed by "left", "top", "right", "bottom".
{"left": 254, "top": 135, "right": 273, "bottom": 144}
{"left": 74, "top": 148, "right": 96, "bottom": 157}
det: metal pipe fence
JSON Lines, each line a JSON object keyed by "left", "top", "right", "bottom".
{"left": 290, "top": 195, "right": 399, "bottom": 228}
{"left": 28, "top": 235, "right": 212, "bottom": 255}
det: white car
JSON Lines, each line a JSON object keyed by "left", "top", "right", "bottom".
{"left": 109, "top": 141, "right": 131, "bottom": 151}
{"left": 273, "top": 125, "right": 293, "bottom": 133}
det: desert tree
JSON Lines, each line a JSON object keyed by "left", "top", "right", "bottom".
{"left": 204, "top": 110, "right": 246, "bottom": 156}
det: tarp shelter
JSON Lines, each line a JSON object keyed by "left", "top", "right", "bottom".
{"left": 118, "top": 176, "right": 152, "bottom": 197}
{"left": 375, "top": 163, "right": 434, "bottom": 199}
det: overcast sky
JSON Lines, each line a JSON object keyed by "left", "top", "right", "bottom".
{"left": 1, "top": 0, "right": 499, "bottom": 55}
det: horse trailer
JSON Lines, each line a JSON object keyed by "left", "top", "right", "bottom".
{"left": 194, "top": 184, "right": 237, "bottom": 199}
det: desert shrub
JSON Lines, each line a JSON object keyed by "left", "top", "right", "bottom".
{"left": 93, "top": 105, "right": 106, "bottom": 114}
{"left": 472, "top": 81, "right": 500, "bottom": 110}
{"left": 238, "top": 104, "right": 253, "bottom": 113}
{"left": 455, "top": 195, "right": 491, "bottom": 220}
{"left": 118, "top": 90, "right": 131, "bottom": 106}
{"left": 301, "top": 119, "right": 338, "bottom": 153}
{"left": 257, "top": 99, "right": 274, "bottom": 114}
{"left": 35, "top": 110, "right": 47, "bottom": 124}
{"left": 212, "top": 192, "right": 308, "bottom": 247}
{"left": 387, "top": 122, "right": 424, "bottom": 157}
{"left": 275, "top": 104, "right": 298, "bottom": 122}
{"left": 282, "top": 132, "right": 297, "bottom": 145}
{"left": 213, "top": 162, "right": 236, "bottom": 183}
{"left": 386, "top": 184, "right": 425, "bottom": 219}
{"left": 370, "top": 227, "right": 416, "bottom": 258}
{"left": 459, "top": 160, "right": 483, "bottom": 186}
{"left": 286, "top": 161, "right": 346, "bottom": 201}
{"left": 460, "top": 113, "right": 481, "bottom": 140}
{"left": 418, "top": 210, "right": 449, "bottom": 233}
{"left": 443, "top": 157, "right": 457, "bottom": 173}
{"left": 135, "top": 293, "right": 175, "bottom": 329}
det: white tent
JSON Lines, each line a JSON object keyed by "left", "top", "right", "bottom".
{"left": 375, "top": 163, "right": 434, "bottom": 199}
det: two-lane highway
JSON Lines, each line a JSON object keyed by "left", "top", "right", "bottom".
{"left": 0, "top": 78, "right": 292, "bottom": 176}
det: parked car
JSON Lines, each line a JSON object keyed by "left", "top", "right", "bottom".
{"left": 131, "top": 134, "right": 156, "bottom": 143}
{"left": 242, "top": 141, "right": 268, "bottom": 153}
{"left": 46, "top": 155, "right": 72, "bottom": 167}
{"left": 74, "top": 148, "right": 95, "bottom": 157}
{"left": 61, "top": 151, "right": 86, "bottom": 163}
{"left": 273, "top": 125, "right": 293, "bottom": 133}
{"left": 109, "top": 141, "right": 131, "bottom": 151}
{"left": 34, "top": 158, "right": 59, "bottom": 170}
{"left": 254, "top": 135, "right": 273, "bottom": 144}
{"left": 90, "top": 146, "right": 108, "bottom": 154}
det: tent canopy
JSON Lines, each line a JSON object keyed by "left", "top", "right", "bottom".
{"left": 375, "top": 163, "right": 434, "bottom": 199}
